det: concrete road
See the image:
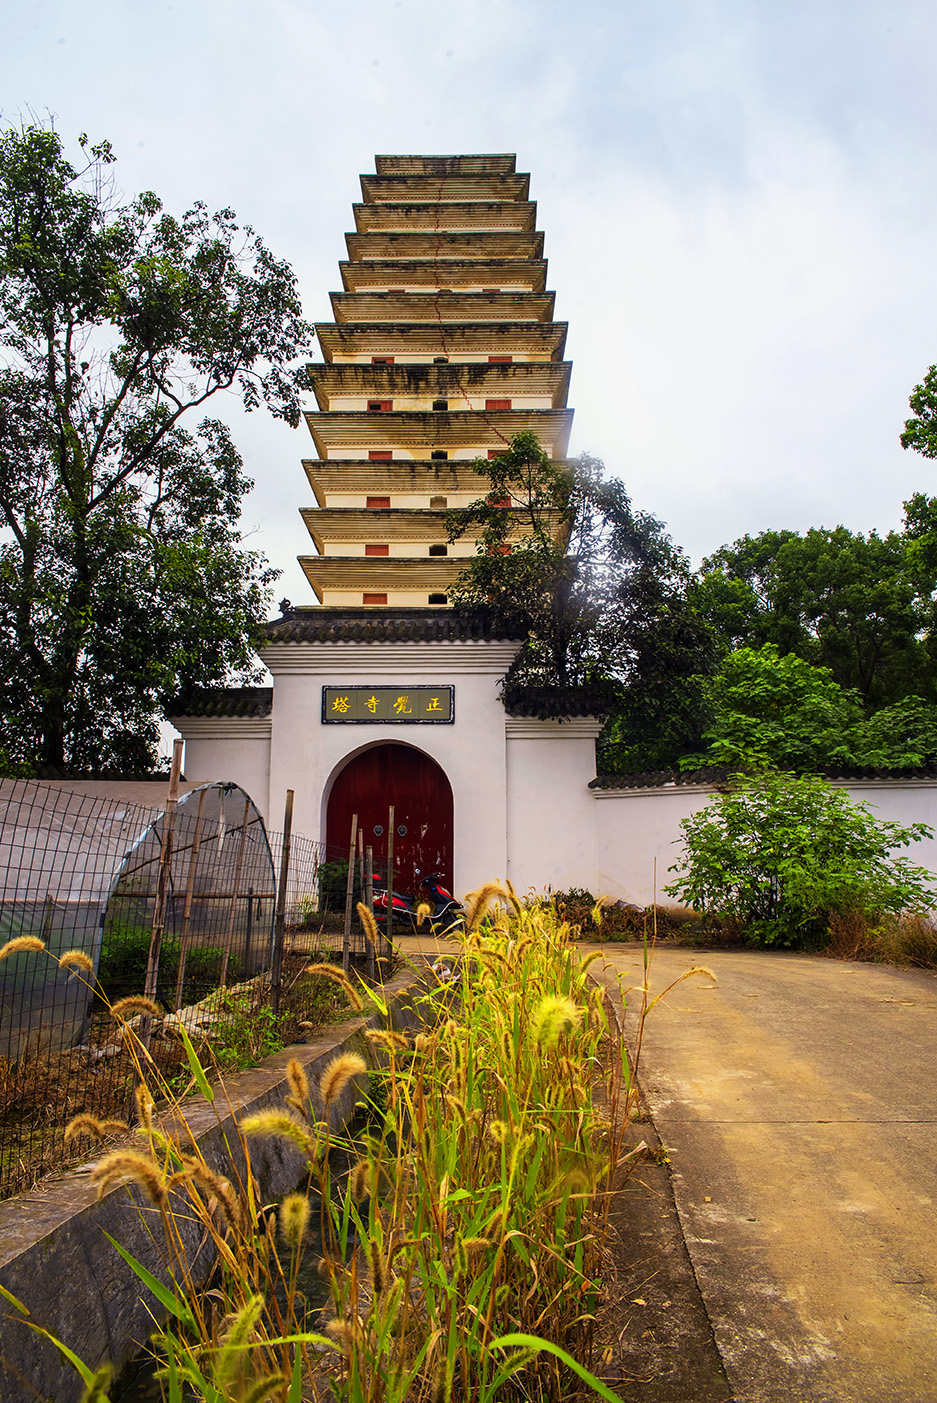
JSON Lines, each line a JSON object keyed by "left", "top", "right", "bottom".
{"left": 588, "top": 945, "right": 937, "bottom": 1403}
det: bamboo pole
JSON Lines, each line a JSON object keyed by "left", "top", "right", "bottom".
{"left": 142, "top": 739, "right": 183, "bottom": 1049}
{"left": 386, "top": 804, "right": 395, "bottom": 955}
{"left": 365, "top": 844, "right": 375, "bottom": 981}
{"left": 270, "top": 790, "right": 293, "bottom": 1017}
{"left": 173, "top": 786, "right": 207, "bottom": 1011}
{"left": 357, "top": 827, "right": 365, "bottom": 909}
{"left": 342, "top": 813, "right": 358, "bottom": 974}
{"left": 219, "top": 796, "right": 252, "bottom": 988}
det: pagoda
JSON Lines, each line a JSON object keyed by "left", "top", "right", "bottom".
{"left": 171, "top": 156, "right": 609, "bottom": 902}
{"left": 300, "top": 153, "right": 573, "bottom": 607}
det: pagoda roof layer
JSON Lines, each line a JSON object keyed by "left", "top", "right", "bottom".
{"left": 303, "top": 459, "right": 509, "bottom": 506}
{"left": 302, "top": 508, "right": 450, "bottom": 548}
{"left": 329, "top": 290, "right": 555, "bottom": 324}
{"left": 339, "top": 259, "right": 548, "bottom": 293}
{"left": 308, "top": 361, "right": 571, "bottom": 409}
{"left": 303, "top": 409, "right": 574, "bottom": 457}
{"left": 315, "top": 322, "right": 568, "bottom": 362}
{"left": 300, "top": 555, "right": 464, "bottom": 600}
{"left": 353, "top": 201, "right": 537, "bottom": 233}
{"left": 375, "top": 155, "right": 517, "bottom": 176}
{"left": 345, "top": 231, "right": 544, "bottom": 262}
{"left": 302, "top": 508, "right": 568, "bottom": 552}
{"left": 360, "top": 173, "right": 530, "bottom": 204}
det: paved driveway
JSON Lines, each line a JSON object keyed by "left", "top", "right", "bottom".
{"left": 590, "top": 945, "right": 937, "bottom": 1403}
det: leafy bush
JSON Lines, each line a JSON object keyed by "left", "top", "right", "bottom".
{"left": 96, "top": 921, "right": 240, "bottom": 1006}
{"left": 665, "top": 770, "right": 935, "bottom": 947}
{"left": 316, "top": 859, "right": 361, "bottom": 913}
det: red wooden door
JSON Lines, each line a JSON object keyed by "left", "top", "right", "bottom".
{"left": 326, "top": 744, "right": 453, "bottom": 894}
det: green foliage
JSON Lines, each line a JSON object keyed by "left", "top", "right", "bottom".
{"left": 682, "top": 644, "right": 864, "bottom": 771}
{"left": 0, "top": 123, "right": 312, "bottom": 770}
{"left": 693, "top": 523, "right": 934, "bottom": 707}
{"left": 316, "top": 859, "right": 361, "bottom": 913}
{"left": 447, "top": 434, "right": 714, "bottom": 747}
{"left": 681, "top": 644, "right": 937, "bottom": 772}
{"left": 901, "top": 366, "right": 937, "bottom": 461}
{"left": 847, "top": 695, "right": 937, "bottom": 767}
{"left": 209, "top": 998, "right": 285, "bottom": 1073}
{"left": 666, "top": 770, "right": 935, "bottom": 947}
{"left": 96, "top": 920, "right": 239, "bottom": 1005}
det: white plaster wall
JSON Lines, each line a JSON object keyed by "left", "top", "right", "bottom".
{"left": 505, "top": 721, "right": 601, "bottom": 894}
{"left": 325, "top": 448, "right": 499, "bottom": 462}
{"left": 836, "top": 781, "right": 937, "bottom": 879}
{"left": 593, "top": 780, "right": 937, "bottom": 910}
{"left": 332, "top": 355, "right": 541, "bottom": 365}
{"left": 593, "top": 786, "right": 715, "bottom": 908}
{"left": 323, "top": 493, "right": 482, "bottom": 508}
{"left": 262, "top": 644, "right": 520, "bottom": 897}
{"left": 319, "top": 590, "right": 454, "bottom": 605}
{"left": 176, "top": 728, "right": 272, "bottom": 823}
{"left": 318, "top": 542, "right": 474, "bottom": 557}
{"left": 326, "top": 395, "right": 553, "bottom": 411}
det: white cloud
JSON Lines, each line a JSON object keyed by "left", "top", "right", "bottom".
{"left": 3, "top": 0, "right": 937, "bottom": 591}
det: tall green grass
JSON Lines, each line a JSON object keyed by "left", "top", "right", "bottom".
{"left": 0, "top": 884, "right": 694, "bottom": 1401}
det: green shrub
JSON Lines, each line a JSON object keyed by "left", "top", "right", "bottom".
{"left": 316, "top": 859, "right": 361, "bottom": 913}
{"left": 665, "top": 770, "right": 935, "bottom": 947}
{"left": 96, "top": 921, "right": 240, "bottom": 1006}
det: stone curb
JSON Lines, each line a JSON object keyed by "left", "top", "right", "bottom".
{"left": 0, "top": 969, "right": 425, "bottom": 1403}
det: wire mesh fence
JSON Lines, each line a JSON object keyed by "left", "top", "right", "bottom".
{"left": 0, "top": 778, "right": 375, "bottom": 1202}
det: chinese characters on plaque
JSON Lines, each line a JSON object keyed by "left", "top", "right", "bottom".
{"left": 322, "top": 685, "right": 455, "bottom": 723}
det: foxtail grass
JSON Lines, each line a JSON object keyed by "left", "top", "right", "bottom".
{"left": 12, "top": 885, "right": 713, "bottom": 1403}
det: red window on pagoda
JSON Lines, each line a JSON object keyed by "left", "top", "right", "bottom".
{"left": 366, "top": 496, "right": 391, "bottom": 509}
{"left": 487, "top": 493, "right": 511, "bottom": 508}
{"left": 368, "top": 400, "right": 392, "bottom": 412}
{"left": 363, "top": 593, "right": 388, "bottom": 604}
{"left": 365, "top": 544, "right": 389, "bottom": 556}
{"left": 487, "top": 450, "right": 506, "bottom": 461}
{"left": 371, "top": 356, "right": 395, "bottom": 364}
{"left": 368, "top": 451, "right": 392, "bottom": 461}
{"left": 486, "top": 399, "right": 511, "bottom": 410}
{"left": 488, "top": 355, "right": 513, "bottom": 363}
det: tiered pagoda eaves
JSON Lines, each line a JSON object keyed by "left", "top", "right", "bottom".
{"left": 300, "top": 153, "right": 573, "bottom": 608}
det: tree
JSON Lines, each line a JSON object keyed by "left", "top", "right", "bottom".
{"left": 0, "top": 124, "right": 312, "bottom": 771}
{"left": 901, "top": 364, "right": 937, "bottom": 460}
{"left": 665, "top": 770, "right": 934, "bottom": 947}
{"left": 693, "top": 524, "right": 933, "bottom": 706}
{"left": 445, "top": 433, "right": 715, "bottom": 750}
{"left": 681, "top": 644, "right": 864, "bottom": 772}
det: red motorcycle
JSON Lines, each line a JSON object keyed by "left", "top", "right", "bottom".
{"left": 372, "top": 869, "right": 463, "bottom": 934}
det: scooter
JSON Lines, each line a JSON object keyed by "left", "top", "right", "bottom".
{"left": 372, "top": 869, "right": 463, "bottom": 934}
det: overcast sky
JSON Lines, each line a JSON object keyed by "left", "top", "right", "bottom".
{"left": 5, "top": 0, "right": 937, "bottom": 609}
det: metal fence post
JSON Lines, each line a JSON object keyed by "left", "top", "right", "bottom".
{"left": 342, "top": 814, "right": 358, "bottom": 974}
{"left": 271, "top": 790, "right": 293, "bottom": 1017}
{"left": 142, "top": 739, "right": 183, "bottom": 1047}
{"left": 386, "top": 804, "right": 394, "bottom": 956}
{"left": 220, "top": 796, "right": 252, "bottom": 988}
{"left": 244, "top": 885, "right": 254, "bottom": 975}
{"left": 173, "top": 785, "right": 207, "bottom": 1011}
{"left": 365, "top": 844, "right": 375, "bottom": 980}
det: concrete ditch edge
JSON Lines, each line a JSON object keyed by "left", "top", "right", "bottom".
{"left": 0, "top": 968, "right": 425, "bottom": 1403}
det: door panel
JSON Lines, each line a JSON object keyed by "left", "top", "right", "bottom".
{"left": 326, "top": 743, "right": 453, "bottom": 894}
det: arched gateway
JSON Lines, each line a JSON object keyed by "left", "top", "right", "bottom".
{"left": 326, "top": 743, "right": 453, "bottom": 895}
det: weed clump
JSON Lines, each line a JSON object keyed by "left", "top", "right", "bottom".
{"left": 3, "top": 893, "right": 654, "bottom": 1401}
